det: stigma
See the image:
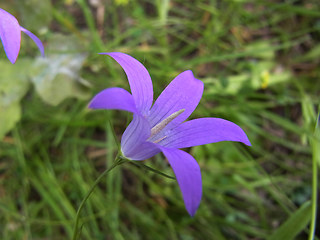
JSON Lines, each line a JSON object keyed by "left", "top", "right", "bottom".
{"left": 149, "top": 109, "right": 185, "bottom": 140}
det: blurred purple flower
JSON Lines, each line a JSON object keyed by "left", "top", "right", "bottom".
{"left": 0, "top": 8, "right": 44, "bottom": 64}
{"left": 89, "top": 52, "right": 251, "bottom": 216}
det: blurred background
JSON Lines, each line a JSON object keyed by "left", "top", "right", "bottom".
{"left": 0, "top": 0, "right": 319, "bottom": 239}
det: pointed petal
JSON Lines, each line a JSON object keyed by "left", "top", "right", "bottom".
{"left": 121, "top": 114, "right": 160, "bottom": 160}
{"left": 162, "top": 118, "right": 251, "bottom": 148}
{"left": 148, "top": 70, "right": 203, "bottom": 130}
{"left": 100, "top": 52, "right": 153, "bottom": 115}
{"left": 0, "top": 8, "right": 21, "bottom": 64}
{"left": 20, "top": 27, "right": 45, "bottom": 57}
{"left": 160, "top": 147, "right": 202, "bottom": 216}
{"left": 88, "top": 87, "right": 137, "bottom": 113}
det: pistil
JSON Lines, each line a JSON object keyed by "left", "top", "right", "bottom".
{"left": 149, "top": 109, "right": 185, "bottom": 140}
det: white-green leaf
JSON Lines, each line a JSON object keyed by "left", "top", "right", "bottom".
{"left": 31, "top": 54, "right": 91, "bottom": 106}
{"left": 30, "top": 34, "right": 91, "bottom": 106}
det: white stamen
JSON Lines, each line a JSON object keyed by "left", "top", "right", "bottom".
{"left": 150, "top": 109, "right": 185, "bottom": 138}
{"left": 153, "top": 136, "right": 167, "bottom": 144}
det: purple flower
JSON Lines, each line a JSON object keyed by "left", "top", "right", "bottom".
{"left": 89, "top": 52, "right": 251, "bottom": 216}
{"left": 0, "top": 8, "right": 44, "bottom": 64}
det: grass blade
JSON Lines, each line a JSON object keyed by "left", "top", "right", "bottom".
{"left": 267, "top": 201, "right": 312, "bottom": 240}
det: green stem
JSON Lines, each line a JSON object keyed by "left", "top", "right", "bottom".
{"left": 75, "top": 0, "right": 105, "bottom": 51}
{"left": 309, "top": 113, "right": 319, "bottom": 240}
{"left": 129, "top": 161, "right": 176, "bottom": 180}
{"left": 71, "top": 155, "right": 128, "bottom": 240}
{"left": 309, "top": 139, "right": 318, "bottom": 240}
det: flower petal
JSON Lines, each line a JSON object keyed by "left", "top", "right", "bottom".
{"left": 20, "top": 27, "right": 45, "bottom": 57}
{"left": 88, "top": 87, "right": 137, "bottom": 113}
{"left": 0, "top": 8, "right": 21, "bottom": 64}
{"left": 100, "top": 52, "right": 153, "bottom": 115}
{"left": 121, "top": 114, "right": 160, "bottom": 160}
{"left": 160, "top": 147, "right": 202, "bottom": 216}
{"left": 148, "top": 70, "right": 203, "bottom": 130}
{"left": 161, "top": 118, "right": 251, "bottom": 148}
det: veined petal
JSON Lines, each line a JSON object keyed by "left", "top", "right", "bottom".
{"left": 0, "top": 8, "right": 21, "bottom": 64}
{"left": 20, "top": 27, "right": 45, "bottom": 57}
{"left": 160, "top": 147, "right": 202, "bottom": 216}
{"left": 121, "top": 114, "right": 160, "bottom": 160}
{"left": 162, "top": 118, "right": 251, "bottom": 148}
{"left": 125, "top": 141, "right": 160, "bottom": 160}
{"left": 100, "top": 52, "right": 153, "bottom": 115}
{"left": 88, "top": 87, "right": 137, "bottom": 113}
{"left": 148, "top": 70, "right": 203, "bottom": 131}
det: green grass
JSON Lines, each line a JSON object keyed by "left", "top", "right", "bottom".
{"left": 0, "top": 0, "right": 319, "bottom": 239}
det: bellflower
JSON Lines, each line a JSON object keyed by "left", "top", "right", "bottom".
{"left": 89, "top": 52, "right": 251, "bottom": 216}
{"left": 0, "top": 8, "right": 44, "bottom": 64}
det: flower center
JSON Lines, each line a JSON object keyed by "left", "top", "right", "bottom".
{"left": 149, "top": 109, "right": 185, "bottom": 143}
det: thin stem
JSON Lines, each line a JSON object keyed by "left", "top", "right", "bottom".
{"left": 107, "top": 116, "right": 121, "bottom": 151}
{"left": 129, "top": 161, "right": 176, "bottom": 180}
{"left": 71, "top": 155, "right": 128, "bottom": 240}
{"left": 309, "top": 112, "right": 319, "bottom": 240}
{"left": 309, "top": 140, "right": 318, "bottom": 240}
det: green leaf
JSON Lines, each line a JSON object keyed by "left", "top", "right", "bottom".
{"left": 30, "top": 34, "right": 91, "bottom": 106}
{"left": 0, "top": 102, "right": 21, "bottom": 139}
{"left": 0, "top": 59, "right": 32, "bottom": 139}
{"left": 0, "top": 60, "right": 32, "bottom": 101}
{"left": 267, "top": 201, "right": 312, "bottom": 240}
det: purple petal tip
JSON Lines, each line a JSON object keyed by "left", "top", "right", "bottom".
{"left": 0, "top": 8, "right": 21, "bottom": 64}
{"left": 20, "top": 27, "right": 45, "bottom": 57}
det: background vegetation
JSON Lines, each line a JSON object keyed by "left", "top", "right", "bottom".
{"left": 0, "top": 0, "right": 319, "bottom": 239}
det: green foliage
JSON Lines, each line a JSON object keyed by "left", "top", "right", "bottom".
{"left": 16, "top": 0, "right": 52, "bottom": 32}
{"left": 0, "top": 60, "right": 31, "bottom": 138}
{"left": 0, "top": 32, "right": 91, "bottom": 135}
{"left": 0, "top": 0, "right": 319, "bottom": 239}
{"left": 267, "top": 201, "right": 312, "bottom": 240}
{"left": 31, "top": 53, "right": 91, "bottom": 106}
